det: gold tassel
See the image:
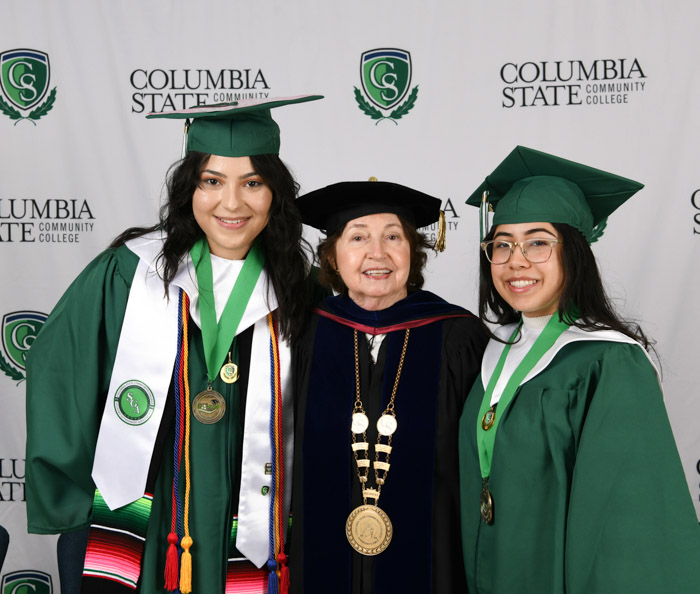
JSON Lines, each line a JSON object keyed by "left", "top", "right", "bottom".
{"left": 434, "top": 210, "right": 446, "bottom": 252}
{"left": 179, "top": 535, "right": 193, "bottom": 593}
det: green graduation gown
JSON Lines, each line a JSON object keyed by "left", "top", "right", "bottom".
{"left": 459, "top": 319, "right": 700, "bottom": 593}
{"left": 25, "top": 242, "right": 322, "bottom": 593}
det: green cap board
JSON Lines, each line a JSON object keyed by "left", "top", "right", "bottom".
{"left": 466, "top": 146, "right": 644, "bottom": 240}
{"left": 147, "top": 95, "right": 323, "bottom": 157}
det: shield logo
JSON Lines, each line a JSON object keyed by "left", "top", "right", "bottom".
{"left": 360, "top": 49, "right": 412, "bottom": 110}
{"left": 2, "top": 570, "right": 53, "bottom": 594}
{"left": 114, "top": 380, "right": 156, "bottom": 425}
{"left": 0, "top": 49, "right": 50, "bottom": 111}
{"left": 2, "top": 311, "right": 48, "bottom": 372}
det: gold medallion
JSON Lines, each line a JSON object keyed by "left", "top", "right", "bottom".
{"left": 481, "top": 407, "right": 496, "bottom": 431}
{"left": 220, "top": 352, "right": 239, "bottom": 384}
{"left": 219, "top": 362, "right": 239, "bottom": 384}
{"left": 480, "top": 485, "right": 494, "bottom": 524}
{"left": 346, "top": 504, "right": 392, "bottom": 556}
{"left": 193, "top": 389, "right": 226, "bottom": 424}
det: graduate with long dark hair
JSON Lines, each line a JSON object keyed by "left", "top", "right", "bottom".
{"left": 459, "top": 146, "right": 700, "bottom": 593}
{"left": 25, "top": 96, "right": 324, "bottom": 594}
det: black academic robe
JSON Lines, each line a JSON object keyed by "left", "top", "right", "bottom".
{"left": 290, "top": 291, "right": 487, "bottom": 594}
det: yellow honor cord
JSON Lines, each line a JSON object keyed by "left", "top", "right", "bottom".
{"left": 180, "top": 297, "right": 194, "bottom": 592}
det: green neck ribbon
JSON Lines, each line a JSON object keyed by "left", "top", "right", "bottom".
{"left": 190, "top": 237, "right": 266, "bottom": 384}
{"left": 476, "top": 314, "right": 570, "bottom": 479}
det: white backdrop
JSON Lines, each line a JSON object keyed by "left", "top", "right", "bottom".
{"left": 1, "top": 1, "right": 699, "bottom": 590}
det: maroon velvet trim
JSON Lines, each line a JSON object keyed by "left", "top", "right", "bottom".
{"left": 313, "top": 308, "right": 473, "bottom": 335}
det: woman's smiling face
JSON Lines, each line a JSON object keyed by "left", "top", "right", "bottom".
{"left": 333, "top": 212, "right": 411, "bottom": 311}
{"left": 490, "top": 222, "right": 565, "bottom": 318}
{"left": 192, "top": 155, "right": 273, "bottom": 260}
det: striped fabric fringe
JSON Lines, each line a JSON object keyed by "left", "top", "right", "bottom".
{"left": 83, "top": 490, "right": 153, "bottom": 589}
{"left": 226, "top": 517, "right": 269, "bottom": 594}
{"left": 226, "top": 559, "right": 270, "bottom": 594}
{"left": 225, "top": 516, "right": 293, "bottom": 593}
{"left": 266, "top": 313, "right": 289, "bottom": 594}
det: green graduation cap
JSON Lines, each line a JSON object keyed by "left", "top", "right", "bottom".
{"left": 465, "top": 146, "right": 644, "bottom": 241}
{"left": 297, "top": 179, "right": 446, "bottom": 251}
{"left": 146, "top": 95, "right": 323, "bottom": 157}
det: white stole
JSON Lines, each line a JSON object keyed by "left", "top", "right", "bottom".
{"left": 91, "top": 231, "right": 292, "bottom": 568}
{"left": 481, "top": 316, "right": 659, "bottom": 406}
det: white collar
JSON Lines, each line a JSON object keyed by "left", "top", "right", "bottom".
{"left": 125, "top": 230, "right": 277, "bottom": 334}
{"left": 482, "top": 317, "right": 658, "bottom": 401}
{"left": 521, "top": 313, "right": 553, "bottom": 331}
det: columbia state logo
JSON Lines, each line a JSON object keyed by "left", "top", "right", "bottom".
{"left": 2, "top": 570, "right": 53, "bottom": 594}
{"left": 0, "top": 49, "right": 57, "bottom": 125}
{"left": 1, "top": 311, "right": 47, "bottom": 383}
{"left": 114, "top": 380, "right": 156, "bottom": 425}
{"left": 354, "top": 48, "right": 418, "bottom": 125}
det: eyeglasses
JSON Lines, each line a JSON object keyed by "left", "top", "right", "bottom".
{"left": 480, "top": 238, "right": 561, "bottom": 264}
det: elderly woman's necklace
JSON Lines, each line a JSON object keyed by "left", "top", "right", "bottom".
{"left": 346, "top": 328, "right": 410, "bottom": 556}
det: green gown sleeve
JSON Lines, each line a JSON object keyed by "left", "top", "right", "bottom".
{"left": 565, "top": 344, "right": 700, "bottom": 593}
{"left": 25, "top": 246, "right": 139, "bottom": 534}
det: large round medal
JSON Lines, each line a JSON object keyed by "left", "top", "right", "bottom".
{"left": 346, "top": 504, "right": 392, "bottom": 556}
{"left": 193, "top": 389, "right": 226, "bottom": 424}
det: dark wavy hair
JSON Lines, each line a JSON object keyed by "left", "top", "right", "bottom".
{"left": 316, "top": 215, "right": 432, "bottom": 295}
{"left": 478, "top": 222, "right": 650, "bottom": 348}
{"left": 111, "top": 151, "right": 310, "bottom": 341}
